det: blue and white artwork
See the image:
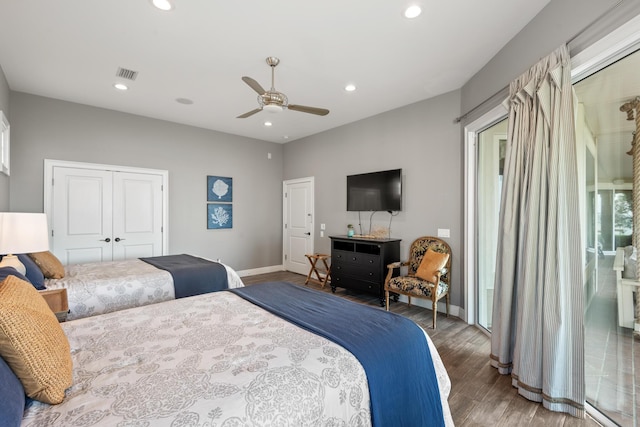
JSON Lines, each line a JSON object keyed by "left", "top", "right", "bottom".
{"left": 207, "top": 203, "right": 233, "bottom": 229}
{"left": 207, "top": 176, "right": 232, "bottom": 202}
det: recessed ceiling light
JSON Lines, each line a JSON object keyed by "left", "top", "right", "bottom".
{"left": 176, "top": 98, "right": 193, "bottom": 105}
{"left": 114, "top": 83, "right": 128, "bottom": 91}
{"left": 345, "top": 84, "right": 356, "bottom": 92}
{"left": 264, "top": 121, "right": 273, "bottom": 127}
{"left": 151, "top": 0, "right": 173, "bottom": 11}
{"left": 283, "top": 135, "right": 289, "bottom": 140}
{"left": 404, "top": 5, "right": 422, "bottom": 18}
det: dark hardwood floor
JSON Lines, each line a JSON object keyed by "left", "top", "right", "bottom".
{"left": 241, "top": 271, "right": 601, "bottom": 427}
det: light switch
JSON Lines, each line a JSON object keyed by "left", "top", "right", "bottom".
{"left": 320, "top": 223, "right": 325, "bottom": 230}
{"left": 437, "top": 228, "right": 450, "bottom": 238}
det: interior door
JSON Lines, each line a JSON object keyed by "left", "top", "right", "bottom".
{"left": 283, "top": 177, "right": 314, "bottom": 275}
{"left": 112, "top": 171, "right": 163, "bottom": 260}
{"left": 47, "top": 160, "right": 167, "bottom": 265}
{"left": 52, "top": 166, "right": 113, "bottom": 264}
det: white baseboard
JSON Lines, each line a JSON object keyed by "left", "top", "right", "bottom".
{"left": 236, "top": 264, "right": 284, "bottom": 277}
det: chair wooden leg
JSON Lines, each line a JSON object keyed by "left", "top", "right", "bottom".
{"left": 408, "top": 296, "right": 411, "bottom": 307}
{"left": 385, "top": 290, "right": 390, "bottom": 311}
{"left": 432, "top": 300, "right": 437, "bottom": 329}
{"left": 446, "top": 293, "right": 450, "bottom": 317}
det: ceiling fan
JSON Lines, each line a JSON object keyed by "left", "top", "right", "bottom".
{"left": 237, "top": 57, "right": 330, "bottom": 119}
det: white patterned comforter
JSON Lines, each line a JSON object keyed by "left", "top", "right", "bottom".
{"left": 44, "top": 258, "right": 244, "bottom": 321}
{"left": 21, "top": 290, "right": 453, "bottom": 427}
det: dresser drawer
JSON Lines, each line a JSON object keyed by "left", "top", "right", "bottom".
{"left": 332, "top": 261, "right": 381, "bottom": 282}
{"left": 330, "top": 275, "right": 379, "bottom": 294}
{"left": 333, "top": 251, "right": 380, "bottom": 265}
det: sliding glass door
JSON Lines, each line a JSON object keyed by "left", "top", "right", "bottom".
{"left": 574, "top": 45, "right": 639, "bottom": 427}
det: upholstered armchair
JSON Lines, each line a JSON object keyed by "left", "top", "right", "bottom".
{"left": 384, "top": 236, "right": 451, "bottom": 329}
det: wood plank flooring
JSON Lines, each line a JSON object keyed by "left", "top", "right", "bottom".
{"left": 241, "top": 271, "right": 602, "bottom": 427}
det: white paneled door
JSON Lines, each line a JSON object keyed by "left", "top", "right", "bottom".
{"left": 47, "top": 161, "right": 166, "bottom": 265}
{"left": 283, "top": 177, "right": 314, "bottom": 275}
{"left": 112, "top": 172, "right": 163, "bottom": 260}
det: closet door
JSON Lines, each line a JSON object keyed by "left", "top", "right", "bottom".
{"left": 112, "top": 171, "right": 163, "bottom": 260}
{"left": 51, "top": 166, "right": 114, "bottom": 264}
{"left": 47, "top": 160, "right": 167, "bottom": 265}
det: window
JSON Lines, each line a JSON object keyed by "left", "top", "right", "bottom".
{"left": 0, "top": 110, "right": 9, "bottom": 176}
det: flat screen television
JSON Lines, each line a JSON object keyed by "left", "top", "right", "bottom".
{"left": 347, "top": 169, "right": 402, "bottom": 211}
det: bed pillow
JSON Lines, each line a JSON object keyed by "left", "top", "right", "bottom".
{"left": 0, "top": 355, "right": 26, "bottom": 427}
{"left": 17, "top": 254, "right": 46, "bottom": 290}
{"left": 0, "top": 275, "right": 72, "bottom": 404}
{"left": 0, "top": 266, "right": 31, "bottom": 283}
{"left": 27, "top": 251, "right": 65, "bottom": 279}
{"left": 415, "top": 249, "right": 449, "bottom": 283}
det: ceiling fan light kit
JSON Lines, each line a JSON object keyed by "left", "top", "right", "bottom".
{"left": 237, "top": 57, "right": 329, "bottom": 119}
{"left": 263, "top": 104, "right": 283, "bottom": 113}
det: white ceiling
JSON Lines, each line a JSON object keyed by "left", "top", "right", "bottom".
{"left": 0, "top": 0, "right": 550, "bottom": 143}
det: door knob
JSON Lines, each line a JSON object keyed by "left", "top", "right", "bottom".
{"left": 304, "top": 232, "right": 311, "bottom": 236}
{"left": 115, "top": 237, "right": 125, "bottom": 242}
{"left": 100, "top": 238, "right": 111, "bottom": 242}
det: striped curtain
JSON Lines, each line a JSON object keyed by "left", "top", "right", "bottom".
{"left": 489, "top": 45, "right": 585, "bottom": 417}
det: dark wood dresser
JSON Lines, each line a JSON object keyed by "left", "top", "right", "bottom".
{"left": 329, "top": 235, "right": 401, "bottom": 306}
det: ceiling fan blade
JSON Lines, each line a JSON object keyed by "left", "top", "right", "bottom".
{"left": 287, "top": 104, "right": 330, "bottom": 116}
{"left": 236, "top": 108, "right": 262, "bottom": 119}
{"left": 242, "top": 76, "right": 266, "bottom": 95}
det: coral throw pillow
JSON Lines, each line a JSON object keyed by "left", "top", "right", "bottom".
{"left": 0, "top": 275, "right": 72, "bottom": 404}
{"left": 415, "top": 249, "right": 449, "bottom": 283}
{"left": 28, "top": 251, "right": 65, "bottom": 279}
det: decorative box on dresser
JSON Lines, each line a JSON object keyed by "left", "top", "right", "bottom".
{"left": 329, "top": 235, "right": 401, "bottom": 306}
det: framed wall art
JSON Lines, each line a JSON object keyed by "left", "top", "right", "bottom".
{"left": 207, "top": 175, "right": 232, "bottom": 202}
{"left": 207, "top": 203, "right": 233, "bottom": 229}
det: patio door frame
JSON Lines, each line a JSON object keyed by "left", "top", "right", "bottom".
{"left": 464, "top": 105, "right": 508, "bottom": 328}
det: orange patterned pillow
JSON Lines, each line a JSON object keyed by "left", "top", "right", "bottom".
{"left": 28, "top": 251, "right": 65, "bottom": 279}
{"left": 415, "top": 249, "right": 449, "bottom": 283}
{"left": 0, "top": 275, "right": 72, "bottom": 404}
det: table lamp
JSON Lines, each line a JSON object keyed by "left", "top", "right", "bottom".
{"left": 0, "top": 212, "right": 50, "bottom": 275}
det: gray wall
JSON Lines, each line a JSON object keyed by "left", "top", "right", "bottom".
{"left": 9, "top": 92, "right": 284, "bottom": 271}
{"left": 0, "top": 65, "right": 9, "bottom": 210}
{"left": 283, "top": 90, "right": 463, "bottom": 307}
{"left": 461, "top": 0, "right": 620, "bottom": 119}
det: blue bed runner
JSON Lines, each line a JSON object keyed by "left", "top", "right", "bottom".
{"left": 231, "top": 281, "right": 444, "bottom": 427}
{"left": 140, "top": 254, "right": 228, "bottom": 298}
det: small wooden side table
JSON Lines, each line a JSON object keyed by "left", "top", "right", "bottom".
{"left": 39, "top": 288, "right": 69, "bottom": 322}
{"left": 304, "top": 253, "right": 331, "bottom": 288}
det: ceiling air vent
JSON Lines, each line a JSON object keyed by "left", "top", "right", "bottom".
{"left": 116, "top": 67, "right": 138, "bottom": 81}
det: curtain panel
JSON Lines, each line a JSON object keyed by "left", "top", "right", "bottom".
{"left": 490, "top": 44, "right": 585, "bottom": 417}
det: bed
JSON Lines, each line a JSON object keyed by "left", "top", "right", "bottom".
{"left": 42, "top": 254, "right": 244, "bottom": 321}
{"left": 6, "top": 280, "right": 453, "bottom": 427}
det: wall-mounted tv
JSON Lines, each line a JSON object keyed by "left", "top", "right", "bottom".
{"left": 347, "top": 169, "right": 402, "bottom": 212}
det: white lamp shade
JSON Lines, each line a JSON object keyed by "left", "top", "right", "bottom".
{"left": 0, "top": 212, "right": 50, "bottom": 255}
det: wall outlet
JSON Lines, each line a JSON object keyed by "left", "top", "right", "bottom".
{"left": 437, "top": 228, "right": 450, "bottom": 238}
{"left": 320, "top": 231, "right": 324, "bottom": 237}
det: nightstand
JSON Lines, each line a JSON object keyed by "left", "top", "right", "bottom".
{"left": 38, "top": 288, "right": 69, "bottom": 322}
